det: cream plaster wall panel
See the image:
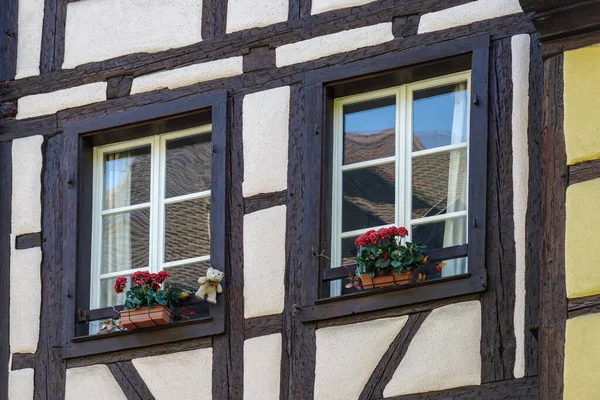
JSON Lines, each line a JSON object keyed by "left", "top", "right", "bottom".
{"left": 132, "top": 348, "right": 213, "bottom": 399}
{"left": 417, "top": 0, "right": 523, "bottom": 34}
{"left": 383, "top": 301, "right": 482, "bottom": 397}
{"left": 15, "top": 0, "right": 44, "bottom": 79}
{"left": 9, "top": 368, "right": 34, "bottom": 400}
{"left": 314, "top": 316, "right": 408, "bottom": 400}
{"left": 11, "top": 136, "right": 43, "bottom": 235}
{"left": 566, "top": 179, "right": 600, "bottom": 298}
{"left": 243, "top": 205, "right": 287, "bottom": 318}
{"left": 242, "top": 86, "right": 290, "bottom": 197}
{"left": 65, "top": 365, "right": 127, "bottom": 400}
{"left": 511, "top": 33, "right": 530, "bottom": 379}
{"left": 244, "top": 334, "right": 282, "bottom": 400}
{"left": 130, "top": 57, "right": 244, "bottom": 94}
{"left": 564, "top": 314, "right": 600, "bottom": 399}
{"left": 16, "top": 83, "right": 107, "bottom": 120}
{"left": 564, "top": 43, "right": 600, "bottom": 165}
{"left": 311, "top": 0, "right": 376, "bottom": 14}
{"left": 226, "top": 0, "right": 288, "bottom": 33}
{"left": 63, "top": 0, "right": 203, "bottom": 69}
{"left": 10, "top": 241, "right": 42, "bottom": 354}
{"left": 276, "top": 23, "right": 394, "bottom": 67}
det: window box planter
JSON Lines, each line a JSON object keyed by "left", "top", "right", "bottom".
{"left": 120, "top": 305, "right": 172, "bottom": 330}
{"left": 360, "top": 270, "right": 414, "bottom": 289}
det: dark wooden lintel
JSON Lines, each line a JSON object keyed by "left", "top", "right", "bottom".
{"left": 15, "top": 232, "right": 42, "bottom": 249}
{"left": 568, "top": 293, "right": 600, "bottom": 318}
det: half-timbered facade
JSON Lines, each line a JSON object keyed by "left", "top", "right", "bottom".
{"left": 1, "top": 0, "right": 599, "bottom": 399}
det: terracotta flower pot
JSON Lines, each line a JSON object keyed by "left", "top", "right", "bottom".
{"left": 360, "top": 270, "right": 415, "bottom": 289}
{"left": 120, "top": 305, "right": 171, "bottom": 330}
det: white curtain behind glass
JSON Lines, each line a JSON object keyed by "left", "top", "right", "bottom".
{"left": 442, "top": 83, "right": 468, "bottom": 277}
{"left": 102, "top": 152, "right": 133, "bottom": 306}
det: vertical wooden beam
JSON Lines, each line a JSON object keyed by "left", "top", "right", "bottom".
{"left": 481, "top": 37, "right": 517, "bottom": 383}
{"left": 0, "top": 0, "right": 18, "bottom": 81}
{"left": 0, "top": 141, "right": 12, "bottom": 400}
{"left": 539, "top": 54, "right": 567, "bottom": 400}
{"left": 202, "top": 0, "right": 228, "bottom": 39}
{"left": 40, "top": 0, "right": 68, "bottom": 73}
{"left": 524, "top": 32, "right": 543, "bottom": 377}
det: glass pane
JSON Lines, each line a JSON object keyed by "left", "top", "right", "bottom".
{"left": 102, "top": 209, "right": 150, "bottom": 274}
{"left": 411, "top": 216, "right": 467, "bottom": 250}
{"left": 165, "top": 197, "right": 211, "bottom": 262}
{"left": 340, "top": 236, "right": 360, "bottom": 267}
{"left": 419, "top": 256, "right": 467, "bottom": 280}
{"left": 99, "top": 276, "right": 129, "bottom": 308}
{"left": 165, "top": 260, "right": 211, "bottom": 292}
{"left": 343, "top": 96, "right": 396, "bottom": 165}
{"left": 412, "top": 148, "right": 468, "bottom": 219}
{"left": 103, "top": 146, "right": 151, "bottom": 209}
{"left": 342, "top": 163, "right": 395, "bottom": 232}
{"left": 412, "top": 82, "right": 468, "bottom": 151}
{"left": 165, "top": 133, "right": 212, "bottom": 198}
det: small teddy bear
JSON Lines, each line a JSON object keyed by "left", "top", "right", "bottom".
{"left": 195, "top": 267, "right": 224, "bottom": 304}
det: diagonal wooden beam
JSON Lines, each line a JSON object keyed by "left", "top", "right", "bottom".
{"left": 359, "top": 311, "right": 431, "bottom": 400}
{"left": 108, "top": 361, "right": 155, "bottom": 400}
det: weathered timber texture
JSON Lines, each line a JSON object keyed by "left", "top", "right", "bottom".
{"left": 359, "top": 312, "right": 430, "bottom": 400}
{"left": 0, "top": 141, "right": 11, "bottom": 400}
{"left": 67, "top": 337, "right": 212, "bottom": 368}
{"left": 543, "top": 29, "right": 600, "bottom": 59}
{"left": 0, "top": 115, "right": 59, "bottom": 143}
{"left": 525, "top": 33, "right": 543, "bottom": 377}
{"left": 15, "top": 232, "right": 42, "bottom": 249}
{"left": 107, "top": 361, "right": 155, "bottom": 400}
{"left": 36, "top": 134, "right": 66, "bottom": 400}
{"left": 11, "top": 353, "right": 36, "bottom": 370}
{"left": 106, "top": 76, "right": 134, "bottom": 100}
{"left": 0, "top": 6, "right": 533, "bottom": 103}
{"left": 0, "top": 102, "right": 17, "bottom": 119}
{"left": 539, "top": 54, "right": 567, "bottom": 400}
{"left": 0, "top": 0, "right": 17, "bottom": 81}
{"left": 243, "top": 46, "right": 276, "bottom": 73}
{"left": 245, "top": 314, "right": 283, "bottom": 339}
{"left": 569, "top": 158, "right": 600, "bottom": 185}
{"left": 212, "top": 94, "right": 243, "bottom": 399}
{"left": 480, "top": 37, "right": 517, "bottom": 383}
{"left": 40, "top": 0, "right": 68, "bottom": 73}
{"left": 568, "top": 293, "right": 600, "bottom": 318}
{"left": 202, "top": 0, "right": 227, "bottom": 39}
{"left": 380, "top": 377, "right": 539, "bottom": 400}
{"left": 244, "top": 190, "right": 287, "bottom": 214}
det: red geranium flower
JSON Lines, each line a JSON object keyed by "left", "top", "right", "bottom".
{"left": 114, "top": 276, "right": 127, "bottom": 294}
{"left": 397, "top": 226, "right": 409, "bottom": 237}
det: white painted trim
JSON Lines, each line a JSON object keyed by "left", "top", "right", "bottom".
{"left": 340, "top": 156, "right": 396, "bottom": 172}
{"left": 90, "top": 125, "right": 212, "bottom": 309}
{"left": 511, "top": 33, "right": 530, "bottom": 380}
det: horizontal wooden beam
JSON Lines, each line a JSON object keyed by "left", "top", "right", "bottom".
{"left": 244, "top": 190, "right": 287, "bottom": 214}
{"left": 244, "top": 313, "right": 283, "bottom": 339}
{"left": 15, "top": 232, "right": 42, "bottom": 249}
{"left": 379, "top": 377, "right": 538, "bottom": 400}
{"left": 11, "top": 353, "right": 36, "bottom": 371}
{"left": 568, "top": 158, "right": 600, "bottom": 185}
{"left": 322, "top": 244, "right": 468, "bottom": 281}
{"left": 568, "top": 293, "right": 600, "bottom": 318}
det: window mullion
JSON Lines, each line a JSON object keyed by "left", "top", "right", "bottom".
{"left": 149, "top": 135, "right": 162, "bottom": 274}
{"left": 90, "top": 147, "right": 103, "bottom": 309}
{"left": 397, "top": 86, "right": 408, "bottom": 231}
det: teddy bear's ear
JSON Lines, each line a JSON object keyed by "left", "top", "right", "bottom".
{"left": 207, "top": 267, "right": 213, "bottom": 273}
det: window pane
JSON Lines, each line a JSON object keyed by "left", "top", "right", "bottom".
{"left": 411, "top": 216, "right": 467, "bottom": 250}
{"left": 165, "top": 197, "right": 211, "bottom": 262}
{"left": 165, "top": 133, "right": 212, "bottom": 198}
{"left": 342, "top": 163, "right": 395, "bottom": 232}
{"left": 103, "top": 146, "right": 151, "bottom": 209}
{"left": 412, "top": 148, "right": 468, "bottom": 219}
{"left": 102, "top": 209, "right": 150, "bottom": 274}
{"left": 343, "top": 96, "right": 396, "bottom": 165}
{"left": 99, "top": 276, "right": 129, "bottom": 308}
{"left": 419, "top": 256, "right": 467, "bottom": 279}
{"left": 340, "top": 236, "right": 360, "bottom": 267}
{"left": 412, "top": 82, "right": 468, "bottom": 151}
{"left": 165, "top": 260, "right": 211, "bottom": 292}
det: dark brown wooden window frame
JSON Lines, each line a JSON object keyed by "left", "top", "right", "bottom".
{"left": 60, "top": 91, "right": 228, "bottom": 358}
{"left": 300, "top": 35, "right": 490, "bottom": 322}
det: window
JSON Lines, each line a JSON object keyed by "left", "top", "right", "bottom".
{"left": 91, "top": 125, "right": 212, "bottom": 309}
{"left": 329, "top": 72, "right": 470, "bottom": 296}
{"left": 300, "top": 36, "right": 489, "bottom": 321}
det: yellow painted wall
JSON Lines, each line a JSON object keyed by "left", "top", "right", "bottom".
{"left": 564, "top": 43, "right": 600, "bottom": 165}
{"left": 564, "top": 314, "right": 600, "bottom": 399}
{"left": 565, "top": 178, "right": 600, "bottom": 298}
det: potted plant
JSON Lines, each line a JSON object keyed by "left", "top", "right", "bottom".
{"left": 113, "top": 270, "right": 184, "bottom": 330}
{"left": 352, "top": 226, "right": 426, "bottom": 289}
